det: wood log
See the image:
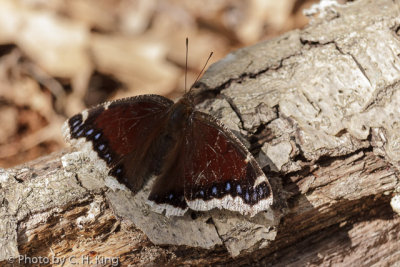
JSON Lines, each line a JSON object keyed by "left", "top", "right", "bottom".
{"left": 2, "top": 0, "right": 400, "bottom": 265}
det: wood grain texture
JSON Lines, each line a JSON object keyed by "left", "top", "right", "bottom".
{"left": 2, "top": 0, "right": 400, "bottom": 265}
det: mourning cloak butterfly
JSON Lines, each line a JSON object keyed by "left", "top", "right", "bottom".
{"left": 63, "top": 46, "right": 273, "bottom": 217}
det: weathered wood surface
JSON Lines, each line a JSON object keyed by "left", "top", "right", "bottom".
{"left": 2, "top": 0, "right": 400, "bottom": 265}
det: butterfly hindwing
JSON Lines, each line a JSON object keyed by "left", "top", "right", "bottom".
{"left": 184, "top": 111, "right": 273, "bottom": 217}
{"left": 147, "top": 136, "right": 188, "bottom": 216}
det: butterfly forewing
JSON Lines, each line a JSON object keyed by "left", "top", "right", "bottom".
{"left": 63, "top": 94, "right": 174, "bottom": 192}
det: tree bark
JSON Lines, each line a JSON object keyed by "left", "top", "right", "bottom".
{"left": 2, "top": 0, "right": 400, "bottom": 265}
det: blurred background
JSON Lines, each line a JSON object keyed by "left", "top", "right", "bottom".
{"left": 0, "top": 0, "right": 322, "bottom": 167}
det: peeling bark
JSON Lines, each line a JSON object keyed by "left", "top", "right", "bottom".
{"left": 2, "top": 0, "right": 400, "bottom": 265}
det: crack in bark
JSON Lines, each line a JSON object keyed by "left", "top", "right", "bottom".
{"left": 301, "top": 91, "right": 321, "bottom": 116}
{"left": 298, "top": 38, "right": 378, "bottom": 113}
{"left": 219, "top": 93, "right": 245, "bottom": 129}
{"left": 349, "top": 53, "right": 372, "bottom": 87}
{"left": 195, "top": 52, "right": 300, "bottom": 98}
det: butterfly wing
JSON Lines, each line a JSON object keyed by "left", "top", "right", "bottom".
{"left": 184, "top": 111, "right": 273, "bottom": 217}
{"left": 147, "top": 136, "right": 188, "bottom": 216}
{"left": 63, "top": 94, "right": 174, "bottom": 192}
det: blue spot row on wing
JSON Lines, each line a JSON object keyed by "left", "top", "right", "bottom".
{"left": 191, "top": 181, "right": 270, "bottom": 205}
{"left": 69, "top": 114, "right": 115, "bottom": 166}
{"left": 85, "top": 129, "right": 94, "bottom": 136}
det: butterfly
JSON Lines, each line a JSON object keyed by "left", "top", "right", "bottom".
{"left": 63, "top": 40, "right": 273, "bottom": 217}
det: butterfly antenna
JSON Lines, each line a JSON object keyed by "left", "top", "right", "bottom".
{"left": 189, "top": 51, "right": 213, "bottom": 92}
{"left": 185, "top": 37, "right": 188, "bottom": 94}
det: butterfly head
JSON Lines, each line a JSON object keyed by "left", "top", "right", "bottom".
{"left": 167, "top": 97, "right": 194, "bottom": 132}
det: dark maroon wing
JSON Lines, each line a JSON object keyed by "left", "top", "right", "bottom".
{"left": 147, "top": 137, "right": 188, "bottom": 216}
{"left": 184, "top": 111, "right": 273, "bottom": 217}
{"left": 63, "top": 94, "right": 173, "bottom": 192}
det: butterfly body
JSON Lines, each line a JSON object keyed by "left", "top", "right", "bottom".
{"left": 63, "top": 93, "right": 273, "bottom": 217}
